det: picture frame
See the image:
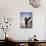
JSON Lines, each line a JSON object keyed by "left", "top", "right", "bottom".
{"left": 20, "top": 12, "right": 32, "bottom": 28}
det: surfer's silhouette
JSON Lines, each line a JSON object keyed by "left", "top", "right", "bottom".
{"left": 24, "top": 16, "right": 31, "bottom": 28}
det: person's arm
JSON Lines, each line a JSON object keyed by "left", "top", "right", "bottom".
{"left": 28, "top": 16, "right": 31, "bottom": 21}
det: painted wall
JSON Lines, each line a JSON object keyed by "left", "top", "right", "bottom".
{"left": 0, "top": 0, "right": 46, "bottom": 40}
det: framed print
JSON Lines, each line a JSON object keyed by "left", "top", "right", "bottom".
{"left": 20, "top": 12, "right": 32, "bottom": 28}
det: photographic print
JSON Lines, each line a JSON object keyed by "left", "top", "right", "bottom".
{"left": 20, "top": 12, "right": 32, "bottom": 28}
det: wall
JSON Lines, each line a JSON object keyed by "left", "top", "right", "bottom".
{"left": 0, "top": 0, "right": 46, "bottom": 40}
